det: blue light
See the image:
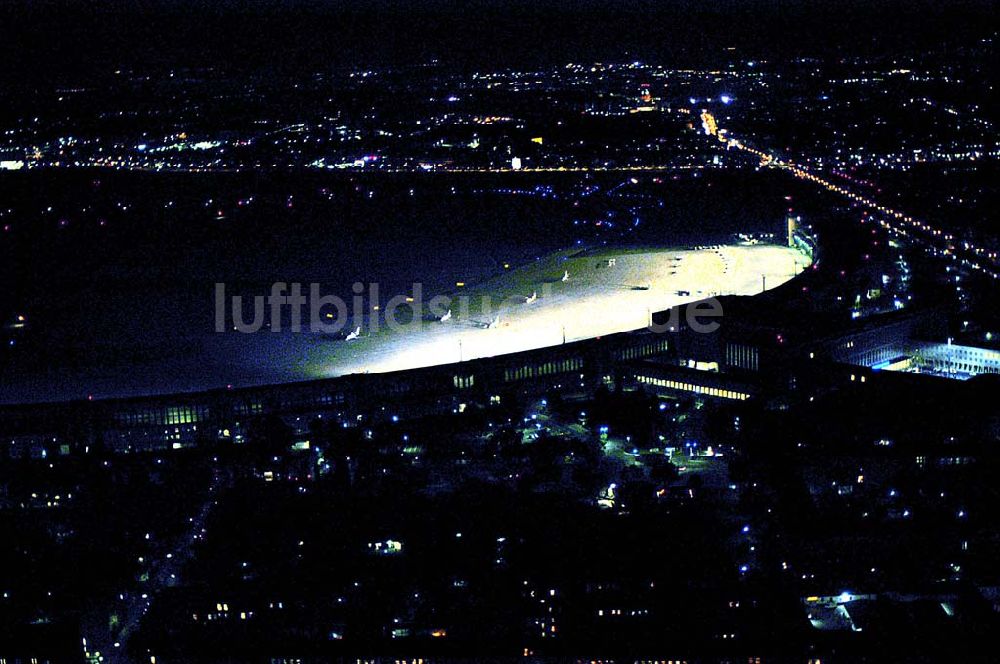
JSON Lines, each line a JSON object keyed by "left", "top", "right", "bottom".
{"left": 720, "top": 95, "right": 732, "bottom": 105}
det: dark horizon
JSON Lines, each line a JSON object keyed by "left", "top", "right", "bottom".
{"left": 1, "top": 0, "right": 996, "bottom": 84}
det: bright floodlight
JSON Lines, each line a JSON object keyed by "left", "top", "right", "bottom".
{"left": 305, "top": 244, "right": 810, "bottom": 378}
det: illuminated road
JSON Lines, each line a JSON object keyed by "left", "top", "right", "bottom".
{"left": 698, "top": 111, "right": 1000, "bottom": 281}
{"left": 81, "top": 464, "right": 229, "bottom": 664}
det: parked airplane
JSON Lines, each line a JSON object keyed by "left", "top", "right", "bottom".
{"left": 561, "top": 270, "right": 570, "bottom": 282}
{"left": 524, "top": 291, "right": 538, "bottom": 305}
{"left": 472, "top": 314, "right": 502, "bottom": 330}
{"left": 439, "top": 309, "right": 452, "bottom": 322}
{"left": 344, "top": 326, "right": 362, "bottom": 341}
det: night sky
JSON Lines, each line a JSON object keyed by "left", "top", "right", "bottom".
{"left": 1, "top": 0, "right": 995, "bottom": 82}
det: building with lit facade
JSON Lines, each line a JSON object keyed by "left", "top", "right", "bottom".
{"left": 2, "top": 298, "right": 995, "bottom": 460}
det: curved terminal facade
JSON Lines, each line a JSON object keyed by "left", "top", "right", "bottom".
{"left": 1, "top": 243, "right": 811, "bottom": 457}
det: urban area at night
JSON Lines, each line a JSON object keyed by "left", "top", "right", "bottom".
{"left": 0, "top": 1, "right": 997, "bottom": 663}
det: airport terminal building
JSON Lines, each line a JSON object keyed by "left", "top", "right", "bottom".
{"left": 2, "top": 296, "right": 997, "bottom": 459}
